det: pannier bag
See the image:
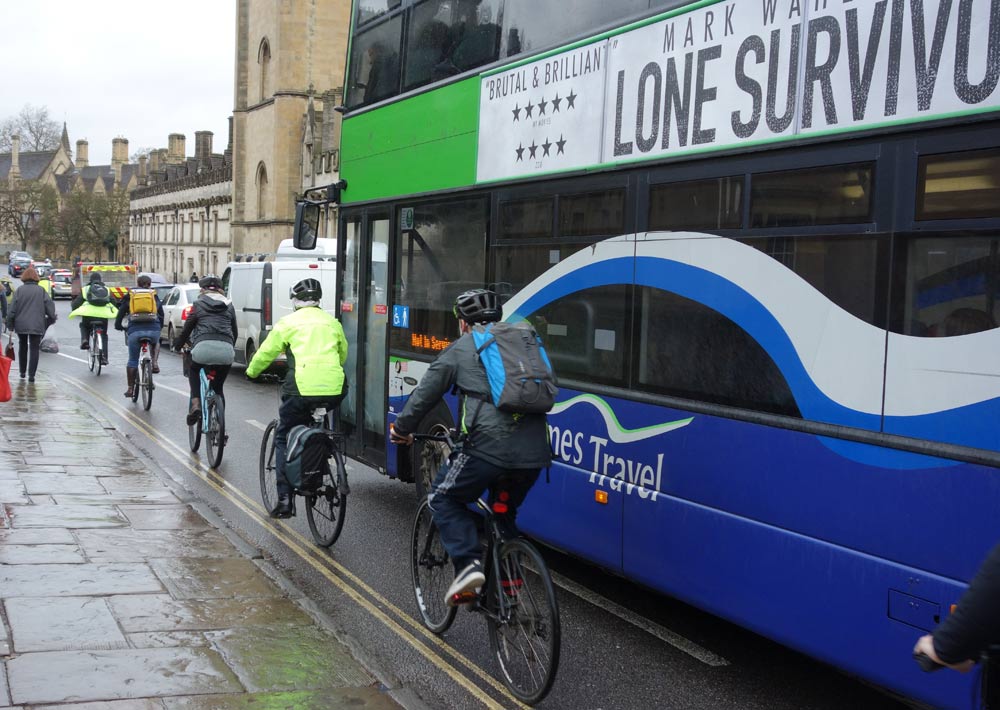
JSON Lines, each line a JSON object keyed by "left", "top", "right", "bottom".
{"left": 284, "top": 425, "right": 333, "bottom": 492}
{"left": 471, "top": 321, "right": 557, "bottom": 414}
{"left": 128, "top": 289, "right": 158, "bottom": 323}
{"left": 86, "top": 282, "right": 110, "bottom": 306}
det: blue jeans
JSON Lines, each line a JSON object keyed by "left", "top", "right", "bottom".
{"left": 428, "top": 453, "right": 540, "bottom": 571}
{"left": 126, "top": 326, "right": 161, "bottom": 368}
{"left": 275, "top": 392, "right": 346, "bottom": 497}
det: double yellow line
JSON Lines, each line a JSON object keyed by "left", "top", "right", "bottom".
{"left": 61, "top": 374, "right": 527, "bottom": 710}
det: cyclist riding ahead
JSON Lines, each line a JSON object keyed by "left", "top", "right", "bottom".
{"left": 173, "top": 275, "right": 237, "bottom": 426}
{"left": 391, "top": 289, "right": 553, "bottom": 605}
{"left": 115, "top": 274, "right": 165, "bottom": 398}
{"left": 246, "top": 278, "right": 348, "bottom": 519}
{"left": 70, "top": 272, "right": 115, "bottom": 365}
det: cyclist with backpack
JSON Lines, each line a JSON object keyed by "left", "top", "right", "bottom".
{"left": 246, "top": 278, "right": 348, "bottom": 518}
{"left": 114, "top": 274, "right": 165, "bottom": 398}
{"left": 69, "top": 272, "right": 116, "bottom": 365}
{"left": 390, "top": 289, "right": 556, "bottom": 605}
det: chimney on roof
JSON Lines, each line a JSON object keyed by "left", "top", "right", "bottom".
{"left": 76, "top": 140, "right": 89, "bottom": 169}
{"left": 149, "top": 149, "right": 160, "bottom": 173}
{"left": 112, "top": 137, "right": 128, "bottom": 182}
{"left": 138, "top": 154, "right": 147, "bottom": 183}
{"left": 9, "top": 134, "right": 20, "bottom": 187}
{"left": 167, "top": 133, "right": 186, "bottom": 164}
{"left": 195, "top": 131, "right": 213, "bottom": 169}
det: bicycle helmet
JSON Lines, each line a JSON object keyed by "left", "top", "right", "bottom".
{"left": 453, "top": 289, "right": 502, "bottom": 324}
{"left": 198, "top": 274, "right": 223, "bottom": 292}
{"left": 89, "top": 272, "right": 103, "bottom": 283}
{"left": 290, "top": 278, "right": 322, "bottom": 301}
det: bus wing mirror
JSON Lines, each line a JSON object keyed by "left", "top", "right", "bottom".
{"left": 293, "top": 202, "right": 321, "bottom": 250}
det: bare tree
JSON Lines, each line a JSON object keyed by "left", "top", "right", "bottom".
{"left": 38, "top": 187, "right": 87, "bottom": 260}
{"left": 0, "top": 104, "right": 61, "bottom": 152}
{"left": 130, "top": 147, "right": 156, "bottom": 162}
{"left": 0, "top": 180, "right": 48, "bottom": 251}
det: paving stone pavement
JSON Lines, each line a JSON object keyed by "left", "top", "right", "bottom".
{"left": 0, "top": 378, "right": 408, "bottom": 709}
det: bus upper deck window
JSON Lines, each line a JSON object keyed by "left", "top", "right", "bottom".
{"left": 750, "top": 164, "right": 873, "bottom": 228}
{"left": 916, "top": 149, "right": 1000, "bottom": 221}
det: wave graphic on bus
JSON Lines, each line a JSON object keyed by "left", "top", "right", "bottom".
{"left": 550, "top": 393, "right": 693, "bottom": 444}
{"left": 504, "top": 233, "right": 1000, "bottom": 455}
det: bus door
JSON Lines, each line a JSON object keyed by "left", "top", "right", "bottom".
{"left": 337, "top": 211, "right": 390, "bottom": 470}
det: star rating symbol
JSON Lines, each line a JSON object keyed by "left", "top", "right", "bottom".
{"left": 512, "top": 104, "right": 521, "bottom": 122}
{"left": 528, "top": 141, "right": 538, "bottom": 159}
{"left": 542, "top": 138, "right": 552, "bottom": 156}
{"left": 551, "top": 94, "right": 562, "bottom": 112}
{"left": 556, "top": 134, "right": 566, "bottom": 154}
{"left": 524, "top": 101, "right": 534, "bottom": 118}
{"left": 566, "top": 90, "right": 577, "bottom": 109}
{"left": 515, "top": 143, "right": 525, "bottom": 161}
{"left": 538, "top": 96, "right": 548, "bottom": 115}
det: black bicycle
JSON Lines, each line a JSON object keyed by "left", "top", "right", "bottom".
{"left": 410, "top": 432, "right": 560, "bottom": 705}
{"left": 88, "top": 322, "right": 105, "bottom": 375}
{"left": 259, "top": 406, "right": 349, "bottom": 547}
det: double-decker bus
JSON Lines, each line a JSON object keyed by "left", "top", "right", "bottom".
{"left": 300, "top": 0, "right": 1000, "bottom": 706}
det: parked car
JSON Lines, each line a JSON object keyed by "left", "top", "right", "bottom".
{"left": 51, "top": 271, "right": 73, "bottom": 299}
{"left": 159, "top": 284, "right": 202, "bottom": 348}
{"left": 8, "top": 251, "right": 30, "bottom": 265}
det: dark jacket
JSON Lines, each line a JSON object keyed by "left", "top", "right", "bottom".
{"left": 174, "top": 292, "right": 237, "bottom": 350}
{"left": 6, "top": 282, "right": 55, "bottom": 335}
{"left": 394, "top": 333, "right": 552, "bottom": 469}
{"left": 933, "top": 542, "right": 1000, "bottom": 664}
{"left": 115, "top": 292, "right": 165, "bottom": 333}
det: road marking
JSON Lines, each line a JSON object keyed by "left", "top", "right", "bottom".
{"left": 56, "top": 353, "right": 189, "bottom": 398}
{"left": 246, "top": 419, "right": 268, "bottom": 431}
{"left": 61, "top": 374, "right": 522, "bottom": 710}
{"left": 549, "top": 570, "right": 729, "bottom": 667}
{"left": 57, "top": 353, "right": 89, "bottom": 364}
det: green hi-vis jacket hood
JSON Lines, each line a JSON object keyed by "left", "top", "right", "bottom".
{"left": 246, "top": 305, "right": 348, "bottom": 397}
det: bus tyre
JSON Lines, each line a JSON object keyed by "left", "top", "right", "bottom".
{"left": 412, "top": 405, "right": 453, "bottom": 501}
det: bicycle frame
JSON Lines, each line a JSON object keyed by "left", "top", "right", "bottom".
{"left": 198, "top": 367, "right": 215, "bottom": 432}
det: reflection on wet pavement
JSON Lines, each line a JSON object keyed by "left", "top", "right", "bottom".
{"left": 0, "top": 379, "right": 398, "bottom": 708}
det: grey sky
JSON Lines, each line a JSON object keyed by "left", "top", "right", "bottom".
{"left": 0, "top": 0, "right": 235, "bottom": 165}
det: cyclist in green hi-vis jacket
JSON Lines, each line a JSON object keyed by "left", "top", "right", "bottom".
{"left": 247, "top": 278, "right": 348, "bottom": 518}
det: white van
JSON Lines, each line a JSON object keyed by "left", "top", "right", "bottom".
{"left": 222, "top": 238, "right": 338, "bottom": 368}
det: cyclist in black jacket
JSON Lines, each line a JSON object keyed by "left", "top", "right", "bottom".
{"left": 915, "top": 542, "right": 1000, "bottom": 671}
{"left": 391, "top": 289, "right": 551, "bottom": 605}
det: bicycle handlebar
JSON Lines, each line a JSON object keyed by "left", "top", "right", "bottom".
{"left": 913, "top": 651, "right": 945, "bottom": 673}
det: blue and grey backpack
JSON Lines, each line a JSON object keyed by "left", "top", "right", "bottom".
{"left": 471, "top": 321, "right": 558, "bottom": 414}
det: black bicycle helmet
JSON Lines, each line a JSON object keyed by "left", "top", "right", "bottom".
{"left": 453, "top": 289, "right": 502, "bottom": 324}
{"left": 290, "top": 278, "right": 322, "bottom": 301}
{"left": 198, "top": 274, "right": 223, "bottom": 292}
{"left": 89, "top": 272, "right": 103, "bottom": 283}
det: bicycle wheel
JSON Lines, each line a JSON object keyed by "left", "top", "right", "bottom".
{"left": 258, "top": 419, "right": 278, "bottom": 514}
{"left": 305, "top": 450, "right": 347, "bottom": 547}
{"left": 487, "top": 538, "right": 561, "bottom": 705}
{"left": 95, "top": 333, "right": 103, "bottom": 376}
{"left": 410, "top": 499, "right": 457, "bottom": 634}
{"left": 188, "top": 399, "right": 202, "bottom": 452}
{"left": 141, "top": 360, "right": 153, "bottom": 410}
{"left": 88, "top": 331, "right": 97, "bottom": 372}
{"left": 205, "top": 395, "right": 226, "bottom": 468}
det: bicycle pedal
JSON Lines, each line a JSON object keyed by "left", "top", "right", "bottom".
{"left": 449, "top": 590, "right": 478, "bottom": 606}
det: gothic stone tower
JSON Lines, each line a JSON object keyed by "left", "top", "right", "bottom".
{"left": 232, "top": 0, "right": 350, "bottom": 256}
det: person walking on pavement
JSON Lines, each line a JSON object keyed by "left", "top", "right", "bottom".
{"left": 173, "top": 275, "right": 238, "bottom": 426}
{"left": 5, "top": 266, "right": 56, "bottom": 383}
{"left": 69, "top": 272, "right": 116, "bottom": 365}
{"left": 115, "top": 274, "right": 165, "bottom": 398}
{"left": 246, "top": 278, "right": 348, "bottom": 518}
{"left": 390, "top": 289, "right": 553, "bottom": 604}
